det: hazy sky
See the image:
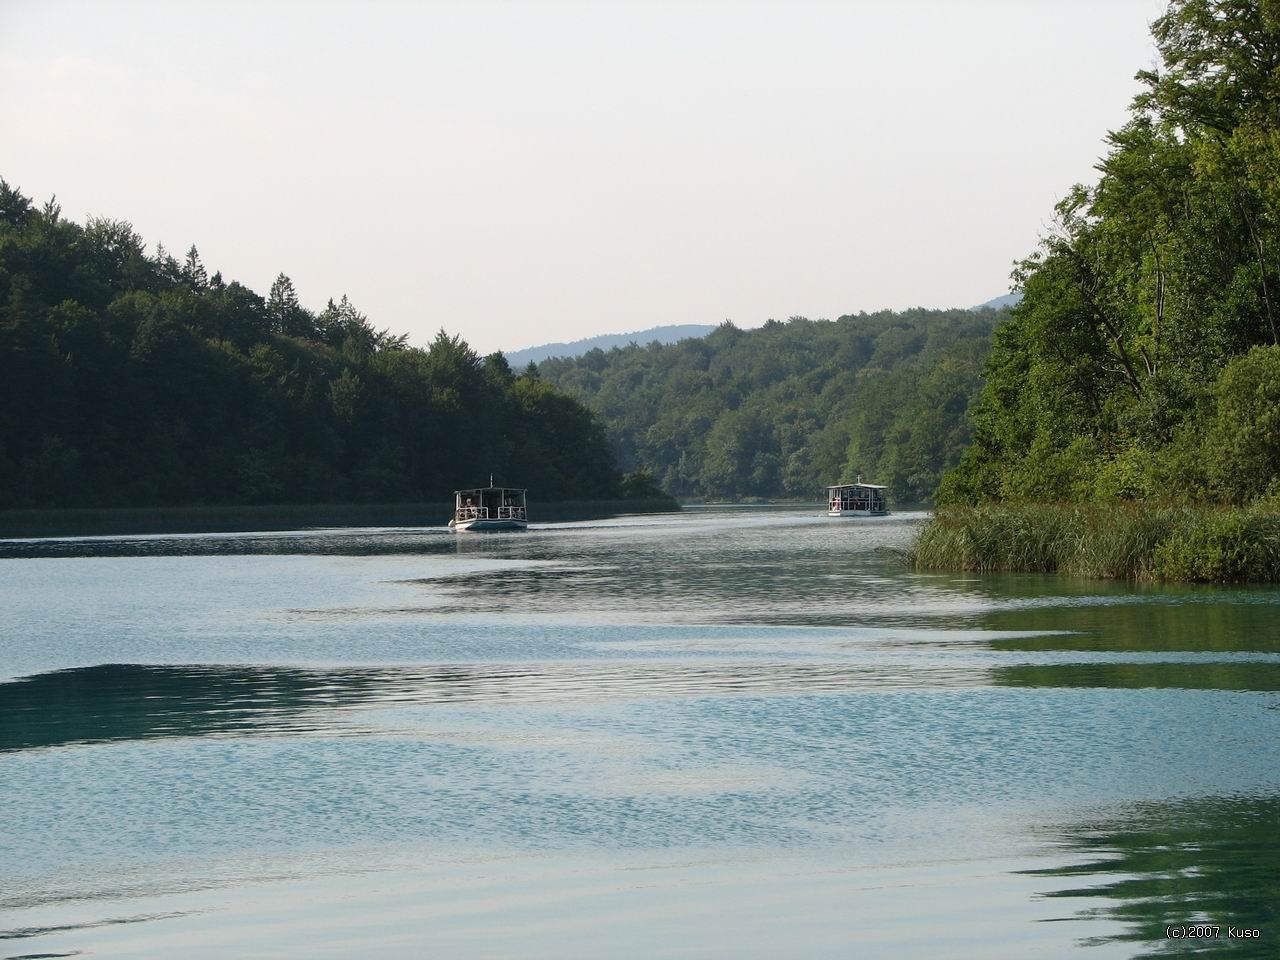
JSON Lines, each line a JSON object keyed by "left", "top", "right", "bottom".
{"left": 2, "top": 0, "right": 1165, "bottom": 355}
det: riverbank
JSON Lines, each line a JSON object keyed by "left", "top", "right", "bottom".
{"left": 0, "top": 498, "right": 679, "bottom": 539}
{"left": 912, "top": 502, "right": 1280, "bottom": 582}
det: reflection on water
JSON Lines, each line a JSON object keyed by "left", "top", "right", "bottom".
{"left": 2, "top": 506, "right": 1280, "bottom": 958}
{"left": 0, "top": 660, "right": 991, "bottom": 753}
{"left": 1030, "top": 794, "right": 1279, "bottom": 958}
{"left": 982, "top": 592, "right": 1280, "bottom": 654}
{"left": 8, "top": 657, "right": 1280, "bottom": 755}
{"left": 0, "top": 912, "right": 189, "bottom": 945}
{"left": 0, "top": 664, "right": 387, "bottom": 752}
{"left": 996, "top": 661, "right": 1280, "bottom": 692}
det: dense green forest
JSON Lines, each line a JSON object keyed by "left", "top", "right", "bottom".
{"left": 0, "top": 182, "right": 629, "bottom": 509}
{"left": 941, "top": 0, "right": 1280, "bottom": 507}
{"left": 537, "top": 309, "right": 1001, "bottom": 503}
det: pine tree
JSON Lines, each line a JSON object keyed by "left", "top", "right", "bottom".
{"left": 183, "top": 245, "right": 208, "bottom": 290}
{"left": 266, "top": 272, "right": 301, "bottom": 335}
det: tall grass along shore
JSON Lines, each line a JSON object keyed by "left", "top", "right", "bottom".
{"left": 912, "top": 503, "right": 1280, "bottom": 583}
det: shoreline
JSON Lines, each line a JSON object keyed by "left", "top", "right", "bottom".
{"left": 0, "top": 498, "right": 679, "bottom": 540}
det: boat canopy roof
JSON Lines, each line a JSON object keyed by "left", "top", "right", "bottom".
{"left": 827, "top": 483, "right": 887, "bottom": 491}
{"left": 455, "top": 486, "right": 526, "bottom": 495}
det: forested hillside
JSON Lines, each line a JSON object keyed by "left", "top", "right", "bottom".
{"left": 0, "top": 182, "right": 623, "bottom": 508}
{"left": 538, "top": 309, "right": 1001, "bottom": 503}
{"left": 505, "top": 324, "right": 717, "bottom": 367}
{"left": 942, "top": 0, "right": 1280, "bottom": 506}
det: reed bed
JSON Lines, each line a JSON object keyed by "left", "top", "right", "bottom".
{"left": 912, "top": 502, "right": 1280, "bottom": 582}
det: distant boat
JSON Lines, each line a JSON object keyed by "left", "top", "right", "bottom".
{"left": 450, "top": 480, "right": 529, "bottom": 531}
{"left": 826, "top": 479, "right": 888, "bottom": 517}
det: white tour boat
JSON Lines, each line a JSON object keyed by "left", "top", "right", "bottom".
{"left": 450, "top": 480, "right": 529, "bottom": 531}
{"left": 826, "top": 479, "right": 888, "bottom": 517}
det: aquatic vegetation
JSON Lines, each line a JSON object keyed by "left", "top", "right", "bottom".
{"left": 912, "top": 503, "right": 1280, "bottom": 582}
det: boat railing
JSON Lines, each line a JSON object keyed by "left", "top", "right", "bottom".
{"left": 456, "top": 505, "right": 527, "bottom": 521}
{"left": 831, "top": 499, "right": 883, "bottom": 511}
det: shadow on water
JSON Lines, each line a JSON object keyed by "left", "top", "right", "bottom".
{"left": 0, "top": 660, "right": 991, "bottom": 753}
{"left": 1028, "top": 794, "right": 1279, "bottom": 958}
{"left": 0, "top": 529, "right": 461, "bottom": 559}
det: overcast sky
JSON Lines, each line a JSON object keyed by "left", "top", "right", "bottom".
{"left": 2, "top": 0, "right": 1165, "bottom": 355}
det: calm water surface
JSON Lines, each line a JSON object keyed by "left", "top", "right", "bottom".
{"left": 1, "top": 506, "right": 1277, "bottom": 958}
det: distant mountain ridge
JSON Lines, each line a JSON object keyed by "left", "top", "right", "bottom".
{"left": 971, "top": 291, "right": 1022, "bottom": 311}
{"left": 510, "top": 297, "right": 1017, "bottom": 366}
{"left": 504, "top": 324, "right": 718, "bottom": 366}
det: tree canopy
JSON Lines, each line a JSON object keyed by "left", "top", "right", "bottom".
{"left": 941, "top": 0, "right": 1280, "bottom": 506}
{"left": 0, "top": 183, "right": 623, "bottom": 508}
{"left": 537, "top": 309, "right": 1000, "bottom": 503}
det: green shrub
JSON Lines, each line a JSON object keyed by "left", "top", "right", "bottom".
{"left": 1150, "top": 511, "right": 1280, "bottom": 582}
{"left": 1208, "top": 346, "right": 1280, "bottom": 503}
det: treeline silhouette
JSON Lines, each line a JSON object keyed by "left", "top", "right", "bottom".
{"left": 0, "top": 181, "right": 624, "bottom": 508}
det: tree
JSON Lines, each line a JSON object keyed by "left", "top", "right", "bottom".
{"left": 266, "top": 272, "right": 317, "bottom": 338}
{"left": 182, "top": 245, "right": 208, "bottom": 290}
{"left": 941, "top": 0, "right": 1280, "bottom": 507}
{"left": 1208, "top": 345, "right": 1280, "bottom": 501}
{"left": 0, "top": 178, "right": 629, "bottom": 507}
{"left": 0, "top": 178, "right": 33, "bottom": 228}
{"left": 539, "top": 309, "right": 997, "bottom": 501}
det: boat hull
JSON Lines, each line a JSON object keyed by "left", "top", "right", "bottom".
{"left": 827, "top": 508, "right": 888, "bottom": 517}
{"left": 449, "top": 518, "right": 529, "bottom": 532}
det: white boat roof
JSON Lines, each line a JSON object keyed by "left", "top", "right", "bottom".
{"left": 827, "top": 483, "right": 887, "bottom": 490}
{"left": 455, "top": 486, "right": 526, "bottom": 494}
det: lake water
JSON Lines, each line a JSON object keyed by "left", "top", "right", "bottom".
{"left": 2, "top": 506, "right": 1277, "bottom": 958}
